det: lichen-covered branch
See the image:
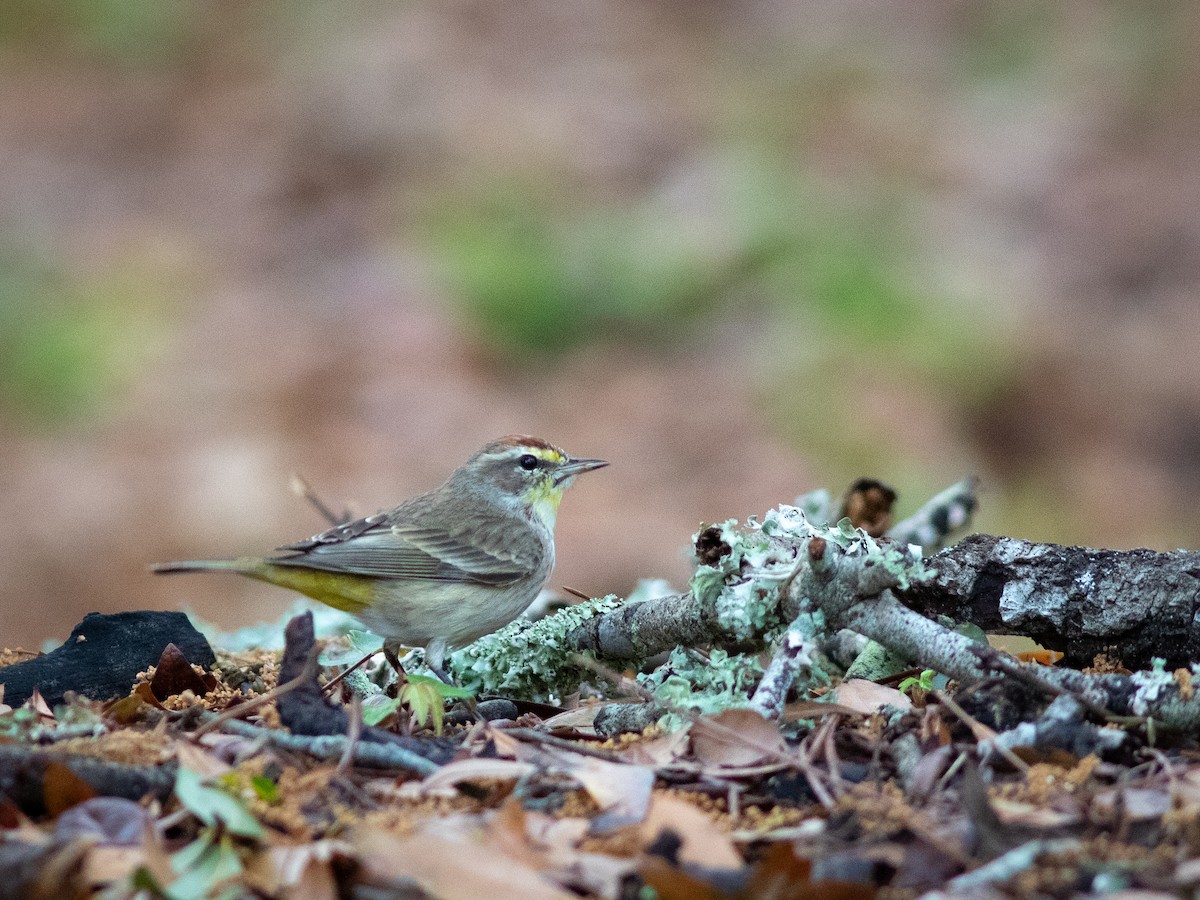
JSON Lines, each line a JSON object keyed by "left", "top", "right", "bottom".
{"left": 902, "top": 534, "right": 1200, "bottom": 669}
{"left": 448, "top": 475, "right": 1200, "bottom": 732}
{"left": 823, "top": 579, "right": 1200, "bottom": 732}
{"left": 748, "top": 623, "right": 815, "bottom": 718}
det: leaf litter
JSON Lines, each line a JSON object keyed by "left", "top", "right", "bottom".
{"left": 6, "top": 526, "right": 1200, "bottom": 897}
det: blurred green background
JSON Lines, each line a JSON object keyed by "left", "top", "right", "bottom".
{"left": 3, "top": 1, "right": 1200, "bottom": 647}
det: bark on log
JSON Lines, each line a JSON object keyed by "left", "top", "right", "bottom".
{"left": 902, "top": 534, "right": 1200, "bottom": 669}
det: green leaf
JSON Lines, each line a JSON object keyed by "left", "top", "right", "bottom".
{"left": 319, "top": 629, "right": 385, "bottom": 667}
{"left": 360, "top": 696, "right": 404, "bottom": 727}
{"left": 173, "top": 768, "right": 264, "bottom": 840}
{"left": 250, "top": 774, "right": 279, "bottom": 804}
{"left": 406, "top": 673, "right": 473, "bottom": 699}
{"left": 396, "top": 675, "right": 471, "bottom": 735}
{"left": 167, "top": 833, "right": 244, "bottom": 900}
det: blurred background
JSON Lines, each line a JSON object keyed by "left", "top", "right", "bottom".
{"left": 3, "top": 1, "right": 1199, "bottom": 649}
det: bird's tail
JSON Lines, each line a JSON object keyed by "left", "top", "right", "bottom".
{"left": 150, "top": 558, "right": 260, "bottom": 575}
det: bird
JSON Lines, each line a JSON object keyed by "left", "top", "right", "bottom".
{"left": 152, "top": 435, "right": 608, "bottom": 677}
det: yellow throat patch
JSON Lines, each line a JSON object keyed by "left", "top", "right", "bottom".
{"left": 522, "top": 446, "right": 567, "bottom": 529}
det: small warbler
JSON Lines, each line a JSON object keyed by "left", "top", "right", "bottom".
{"left": 152, "top": 435, "right": 607, "bottom": 675}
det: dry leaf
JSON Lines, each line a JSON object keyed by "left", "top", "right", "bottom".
{"left": 355, "top": 826, "right": 576, "bottom": 900}
{"left": 245, "top": 839, "right": 349, "bottom": 900}
{"left": 745, "top": 841, "right": 879, "bottom": 900}
{"left": 524, "top": 812, "right": 589, "bottom": 851}
{"left": 540, "top": 704, "right": 603, "bottom": 733}
{"left": 174, "top": 739, "right": 234, "bottom": 778}
{"left": 640, "top": 794, "right": 743, "bottom": 871}
{"left": 562, "top": 756, "right": 654, "bottom": 832}
{"left": 831, "top": 680, "right": 912, "bottom": 715}
{"left": 639, "top": 855, "right": 726, "bottom": 900}
{"left": 690, "top": 708, "right": 787, "bottom": 768}
{"left": 54, "top": 797, "right": 151, "bottom": 845}
{"left": 1093, "top": 787, "right": 1172, "bottom": 821}
{"left": 990, "top": 797, "right": 1081, "bottom": 828}
{"left": 416, "top": 757, "right": 537, "bottom": 794}
{"left": 27, "top": 690, "right": 55, "bottom": 721}
{"left": 616, "top": 725, "right": 691, "bottom": 767}
{"left": 987, "top": 634, "right": 1064, "bottom": 666}
{"left": 782, "top": 700, "right": 865, "bottom": 722}
{"left": 150, "top": 643, "right": 217, "bottom": 701}
{"left": 83, "top": 846, "right": 148, "bottom": 890}
{"left": 43, "top": 762, "right": 97, "bottom": 818}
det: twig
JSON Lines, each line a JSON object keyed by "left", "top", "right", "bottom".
{"left": 932, "top": 690, "right": 1031, "bottom": 774}
{"left": 216, "top": 718, "right": 439, "bottom": 775}
{"left": 967, "top": 643, "right": 1127, "bottom": 725}
{"left": 503, "top": 727, "right": 626, "bottom": 763}
{"left": 794, "top": 732, "right": 836, "bottom": 809}
{"left": 290, "top": 473, "right": 352, "bottom": 527}
{"left": 322, "top": 649, "right": 385, "bottom": 695}
{"left": 818, "top": 714, "right": 845, "bottom": 798}
{"left": 190, "top": 659, "right": 316, "bottom": 740}
{"left": 749, "top": 623, "right": 814, "bottom": 718}
{"left": 336, "top": 694, "right": 363, "bottom": 776}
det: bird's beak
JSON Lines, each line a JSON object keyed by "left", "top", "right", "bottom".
{"left": 555, "top": 457, "right": 609, "bottom": 485}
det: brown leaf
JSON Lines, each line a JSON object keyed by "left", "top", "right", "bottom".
{"left": 27, "top": 689, "right": 55, "bottom": 721}
{"left": 105, "top": 681, "right": 165, "bottom": 726}
{"left": 43, "top": 762, "right": 97, "bottom": 818}
{"left": 488, "top": 800, "right": 548, "bottom": 871}
{"left": 174, "top": 739, "right": 233, "bottom": 779}
{"left": 690, "top": 708, "right": 787, "bottom": 768}
{"left": 565, "top": 756, "right": 654, "bottom": 833}
{"left": 247, "top": 839, "right": 349, "bottom": 900}
{"left": 615, "top": 726, "right": 690, "bottom": 767}
{"left": 831, "top": 680, "right": 912, "bottom": 715}
{"left": 989, "top": 798, "right": 1081, "bottom": 829}
{"left": 782, "top": 700, "right": 866, "bottom": 722}
{"left": 150, "top": 643, "right": 215, "bottom": 701}
{"left": 640, "top": 794, "right": 743, "bottom": 871}
{"left": 639, "top": 855, "right": 725, "bottom": 900}
{"left": 745, "top": 842, "right": 878, "bottom": 900}
{"left": 355, "top": 826, "right": 576, "bottom": 900}
{"left": 83, "top": 846, "right": 148, "bottom": 891}
{"left": 416, "top": 757, "right": 537, "bottom": 794}
{"left": 987, "top": 634, "right": 1063, "bottom": 666}
{"left": 54, "top": 797, "right": 151, "bottom": 845}
{"left": 540, "top": 704, "right": 603, "bottom": 733}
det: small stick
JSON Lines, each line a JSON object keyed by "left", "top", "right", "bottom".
{"left": 190, "top": 651, "right": 316, "bottom": 740}
{"left": 336, "top": 694, "right": 363, "bottom": 777}
{"left": 290, "top": 473, "right": 353, "bottom": 526}
{"left": 322, "top": 648, "right": 385, "bottom": 695}
{"left": 932, "top": 690, "right": 1031, "bottom": 774}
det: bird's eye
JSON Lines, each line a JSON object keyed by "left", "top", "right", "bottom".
{"left": 518, "top": 454, "right": 539, "bottom": 471}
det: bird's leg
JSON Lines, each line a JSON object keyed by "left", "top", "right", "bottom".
{"left": 424, "top": 637, "right": 452, "bottom": 684}
{"left": 382, "top": 639, "right": 408, "bottom": 677}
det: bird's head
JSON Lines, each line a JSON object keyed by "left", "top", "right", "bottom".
{"left": 460, "top": 435, "right": 608, "bottom": 529}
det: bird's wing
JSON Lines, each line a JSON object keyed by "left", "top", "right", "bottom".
{"left": 270, "top": 514, "right": 541, "bottom": 585}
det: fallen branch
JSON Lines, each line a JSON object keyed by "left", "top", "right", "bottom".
{"left": 901, "top": 534, "right": 1200, "bottom": 669}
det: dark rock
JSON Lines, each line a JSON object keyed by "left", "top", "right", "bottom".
{"left": 476, "top": 698, "right": 519, "bottom": 721}
{"left": 0, "top": 611, "right": 215, "bottom": 707}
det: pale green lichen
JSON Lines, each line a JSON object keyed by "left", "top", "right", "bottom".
{"left": 694, "top": 505, "right": 931, "bottom": 643}
{"left": 641, "top": 647, "right": 765, "bottom": 725}
{"left": 449, "top": 593, "right": 625, "bottom": 702}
